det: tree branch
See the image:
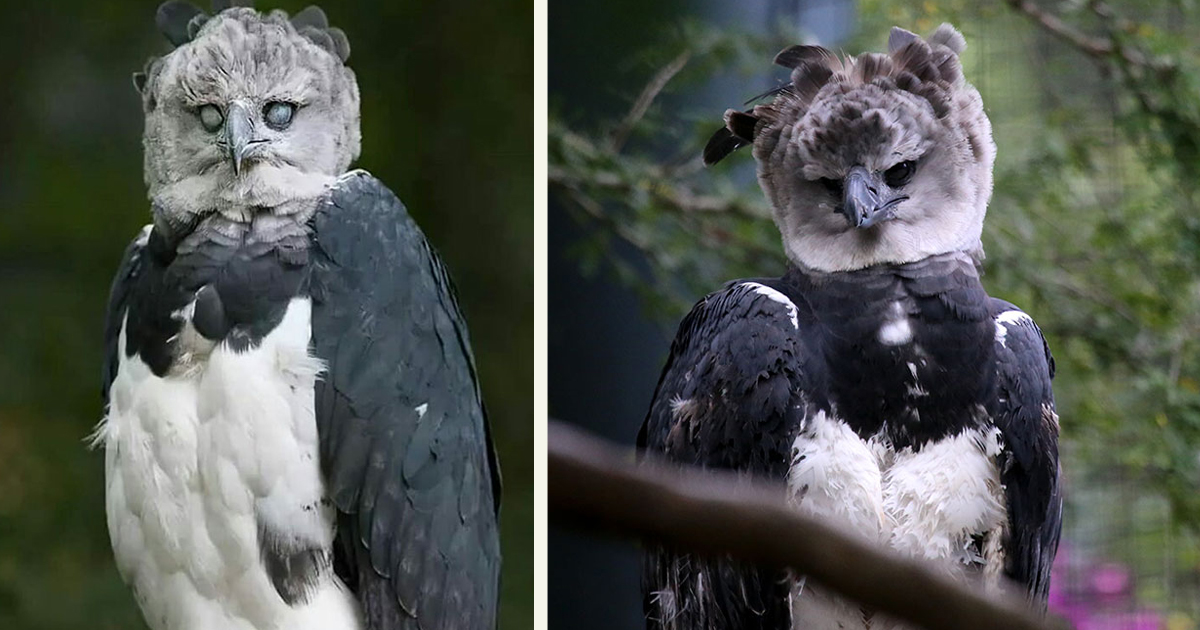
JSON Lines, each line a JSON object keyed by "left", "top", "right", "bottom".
{"left": 549, "top": 420, "right": 1072, "bottom": 630}
{"left": 548, "top": 164, "right": 769, "bottom": 219}
{"left": 1002, "top": 0, "right": 1156, "bottom": 68}
{"left": 609, "top": 50, "right": 692, "bottom": 153}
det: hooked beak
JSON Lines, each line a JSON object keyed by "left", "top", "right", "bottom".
{"left": 841, "top": 166, "right": 904, "bottom": 229}
{"left": 224, "top": 102, "right": 259, "bottom": 176}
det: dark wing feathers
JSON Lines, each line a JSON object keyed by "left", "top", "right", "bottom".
{"left": 310, "top": 171, "right": 500, "bottom": 630}
{"left": 639, "top": 281, "right": 806, "bottom": 630}
{"left": 988, "top": 299, "right": 1062, "bottom": 605}
{"left": 102, "top": 227, "right": 151, "bottom": 404}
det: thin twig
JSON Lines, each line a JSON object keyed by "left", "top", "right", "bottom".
{"left": 1003, "top": 0, "right": 1171, "bottom": 70}
{"left": 1003, "top": 0, "right": 1114, "bottom": 57}
{"left": 609, "top": 50, "right": 692, "bottom": 153}
{"left": 548, "top": 164, "right": 769, "bottom": 220}
{"left": 549, "top": 420, "right": 1073, "bottom": 630}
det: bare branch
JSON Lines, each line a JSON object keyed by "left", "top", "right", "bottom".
{"left": 609, "top": 50, "right": 692, "bottom": 153}
{"left": 549, "top": 420, "right": 1073, "bottom": 630}
{"left": 548, "top": 164, "right": 769, "bottom": 219}
{"left": 1003, "top": 0, "right": 1115, "bottom": 57}
{"left": 1002, "top": 0, "right": 1158, "bottom": 68}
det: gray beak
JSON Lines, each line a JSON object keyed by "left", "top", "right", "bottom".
{"left": 841, "top": 166, "right": 897, "bottom": 229}
{"left": 224, "top": 102, "right": 255, "bottom": 176}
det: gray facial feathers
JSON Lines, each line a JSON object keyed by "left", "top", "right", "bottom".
{"left": 140, "top": 4, "right": 361, "bottom": 233}
{"left": 708, "top": 24, "right": 996, "bottom": 272}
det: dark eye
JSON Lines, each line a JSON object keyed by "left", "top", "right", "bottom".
{"left": 818, "top": 177, "right": 843, "bottom": 196}
{"left": 264, "top": 101, "right": 296, "bottom": 130}
{"left": 884, "top": 160, "right": 916, "bottom": 187}
{"left": 198, "top": 104, "right": 223, "bottom": 132}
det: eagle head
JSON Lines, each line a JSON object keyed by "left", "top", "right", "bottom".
{"left": 707, "top": 24, "right": 996, "bottom": 272}
{"left": 136, "top": 1, "right": 361, "bottom": 231}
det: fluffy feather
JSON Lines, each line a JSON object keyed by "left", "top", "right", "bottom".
{"left": 715, "top": 23, "right": 996, "bottom": 272}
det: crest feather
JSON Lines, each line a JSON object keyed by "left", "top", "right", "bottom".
{"left": 146, "top": 2, "right": 352, "bottom": 64}
{"left": 702, "top": 109, "right": 760, "bottom": 165}
{"left": 290, "top": 5, "right": 329, "bottom": 30}
{"left": 774, "top": 45, "right": 837, "bottom": 70}
{"left": 155, "top": 1, "right": 203, "bottom": 47}
{"left": 704, "top": 23, "right": 974, "bottom": 164}
{"left": 888, "top": 27, "right": 920, "bottom": 54}
{"left": 854, "top": 53, "right": 894, "bottom": 83}
{"left": 791, "top": 62, "right": 835, "bottom": 103}
{"left": 928, "top": 23, "right": 967, "bottom": 55}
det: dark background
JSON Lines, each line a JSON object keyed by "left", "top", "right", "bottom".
{"left": 0, "top": 1, "right": 531, "bottom": 628}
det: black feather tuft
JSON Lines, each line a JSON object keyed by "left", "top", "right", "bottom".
{"left": 155, "top": 1, "right": 204, "bottom": 47}
{"left": 725, "top": 110, "right": 759, "bottom": 142}
{"left": 791, "top": 62, "right": 834, "bottom": 102}
{"left": 703, "top": 128, "right": 748, "bottom": 166}
{"left": 742, "top": 82, "right": 791, "bottom": 106}
{"left": 774, "top": 44, "right": 834, "bottom": 70}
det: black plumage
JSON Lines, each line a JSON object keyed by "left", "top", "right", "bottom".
{"left": 310, "top": 172, "right": 501, "bottom": 630}
{"left": 101, "top": 173, "right": 501, "bottom": 630}
{"left": 639, "top": 256, "right": 1061, "bottom": 629}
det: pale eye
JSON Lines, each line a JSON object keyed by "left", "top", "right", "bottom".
{"left": 264, "top": 102, "right": 296, "bottom": 130}
{"left": 198, "top": 104, "right": 223, "bottom": 132}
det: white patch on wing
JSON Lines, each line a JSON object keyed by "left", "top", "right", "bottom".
{"left": 994, "top": 310, "right": 1032, "bottom": 348}
{"left": 98, "top": 298, "right": 362, "bottom": 630}
{"left": 741, "top": 282, "right": 799, "bottom": 329}
{"left": 415, "top": 403, "right": 429, "bottom": 419}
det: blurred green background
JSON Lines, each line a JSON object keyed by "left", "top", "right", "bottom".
{"left": 0, "top": 1, "right": 531, "bottom": 629}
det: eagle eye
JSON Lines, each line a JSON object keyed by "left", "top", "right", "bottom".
{"left": 884, "top": 161, "right": 916, "bottom": 188}
{"left": 264, "top": 102, "right": 296, "bottom": 130}
{"left": 198, "top": 104, "right": 224, "bottom": 132}
{"left": 818, "top": 177, "right": 843, "bottom": 196}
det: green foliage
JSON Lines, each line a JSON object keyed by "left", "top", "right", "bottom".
{"left": 550, "top": 0, "right": 1200, "bottom": 617}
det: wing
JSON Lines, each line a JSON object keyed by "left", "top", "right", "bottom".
{"left": 988, "top": 299, "right": 1062, "bottom": 605}
{"left": 637, "top": 280, "right": 809, "bottom": 630}
{"left": 309, "top": 171, "right": 501, "bottom": 630}
{"left": 102, "top": 225, "right": 152, "bottom": 405}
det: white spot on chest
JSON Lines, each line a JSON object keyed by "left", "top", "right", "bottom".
{"left": 96, "top": 298, "right": 361, "bottom": 630}
{"left": 878, "top": 300, "right": 913, "bottom": 346}
{"left": 741, "top": 282, "right": 799, "bottom": 329}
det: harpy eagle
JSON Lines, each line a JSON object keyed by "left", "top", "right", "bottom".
{"left": 639, "top": 24, "right": 1061, "bottom": 629}
{"left": 94, "top": 3, "right": 500, "bottom": 629}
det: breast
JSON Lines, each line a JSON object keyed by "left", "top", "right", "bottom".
{"left": 98, "top": 298, "right": 361, "bottom": 630}
{"left": 787, "top": 410, "right": 1008, "bottom": 628}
